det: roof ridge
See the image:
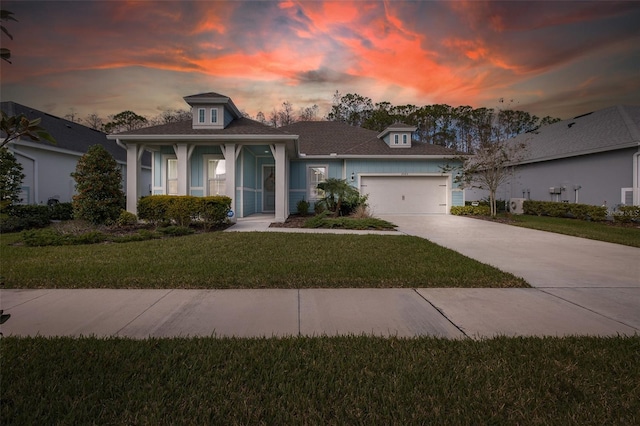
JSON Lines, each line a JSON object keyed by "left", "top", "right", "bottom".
{"left": 616, "top": 105, "right": 640, "bottom": 143}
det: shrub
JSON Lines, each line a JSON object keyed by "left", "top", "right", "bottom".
{"left": 0, "top": 148, "right": 25, "bottom": 209}
{"left": 20, "top": 228, "right": 107, "bottom": 246}
{"left": 523, "top": 200, "right": 607, "bottom": 221}
{"left": 116, "top": 210, "right": 138, "bottom": 227}
{"left": 613, "top": 205, "right": 640, "bottom": 223}
{"left": 71, "top": 145, "right": 125, "bottom": 225}
{"left": 199, "top": 196, "right": 231, "bottom": 230}
{"left": 296, "top": 199, "right": 310, "bottom": 215}
{"left": 138, "top": 195, "right": 231, "bottom": 228}
{"left": 451, "top": 205, "right": 491, "bottom": 216}
{"left": 157, "top": 225, "right": 194, "bottom": 237}
{"left": 49, "top": 202, "right": 73, "bottom": 221}
{"left": 0, "top": 204, "right": 51, "bottom": 232}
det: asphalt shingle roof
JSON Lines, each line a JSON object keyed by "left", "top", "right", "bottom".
{"left": 0, "top": 101, "right": 151, "bottom": 164}
{"left": 280, "top": 121, "right": 461, "bottom": 156}
{"left": 510, "top": 105, "right": 640, "bottom": 163}
{"left": 114, "top": 117, "right": 294, "bottom": 137}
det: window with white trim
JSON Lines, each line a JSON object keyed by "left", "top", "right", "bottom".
{"left": 211, "top": 108, "right": 218, "bottom": 124}
{"left": 402, "top": 134, "right": 408, "bottom": 144}
{"left": 207, "top": 159, "right": 226, "bottom": 195}
{"left": 307, "top": 165, "right": 327, "bottom": 200}
{"left": 394, "top": 134, "right": 399, "bottom": 145}
{"left": 198, "top": 108, "right": 205, "bottom": 124}
{"left": 167, "top": 158, "right": 178, "bottom": 195}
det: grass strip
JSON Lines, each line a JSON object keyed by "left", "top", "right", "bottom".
{"left": 510, "top": 215, "right": 640, "bottom": 247}
{"left": 1, "top": 232, "right": 527, "bottom": 289}
{"left": 2, "top": 335, "right": 639, "bottom": 424}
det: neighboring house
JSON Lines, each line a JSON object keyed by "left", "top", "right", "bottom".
{"left": 466, "top": 105, "right": 640, "bottom": 208}
{"left": 108, "top": 92, "right": 464, "bottom": 222}
{"left": 1, "top": 101, "right": 152, "bottom": 205}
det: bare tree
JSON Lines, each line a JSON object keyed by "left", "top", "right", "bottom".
{"left": 298, "top": 104, "right": 319, "bottom": 121}
{"left": 277, "top": 101, "right": 296, "bottom": 127}
{"left": 83, "top": 113, "right": 104, "bottom": 131}
{"left": 453, "top": 136, "right": 527, "bottom": 217}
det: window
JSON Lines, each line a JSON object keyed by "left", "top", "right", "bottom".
{"left": 394, "top": 134, "right": 399, "bottom": 145}
{"left": 167, "top": 158, "right": 178, "bottom": 195}
{"left": 198, "top": 108, "right": 205, "bottom": 123}
{"left": 211, "top": 108, "right": 218, "bottom": 124}
{"left": 307, "top": 166, "right": 327, "bottom": 200}
{"left": 207, "top": 159, "right": 226, "bottom": 195}
{"left": 402, "top": 134, "right": 408, "bottom": 144}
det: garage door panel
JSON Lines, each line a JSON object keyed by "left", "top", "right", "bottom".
{"left": 361, "top": 176, "right": 447, "bottom": 214}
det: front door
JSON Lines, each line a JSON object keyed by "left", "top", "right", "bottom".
{"left": 263, "top": 165, "right": 275, "bottom": 212}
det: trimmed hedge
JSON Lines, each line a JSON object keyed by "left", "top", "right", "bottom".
{"left": 613, "top": 205, "right": 640, "bottom": 223}
{"left": 451, "top": 205, "right": 491, "bottom": 216}
{"left": 137, "top": 195, "right": 231, "bottom": 228}
{"left": 0, "top": 203, "right": 72, "bottom": 233}
{"left": 523, "top": 200, "right": 607, "bottom": 221}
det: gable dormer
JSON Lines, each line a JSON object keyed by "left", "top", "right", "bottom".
{"left": 377, "top": 123, "right": 417, "bottom": 148}
{"left": 184, "top": 92, "right": 242, "bottom": 130}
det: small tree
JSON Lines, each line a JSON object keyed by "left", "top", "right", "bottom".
{"left": 71, "top": 145, "right": 124, "bottom": 224}
{"left": 454, "top": 139, "right": 526, "bottom": 217}
{"left": 317, "top": 178, "right": 362, "bottom": 216}
{"left": 0, "top": 147, "right": 25, "bottom": 210}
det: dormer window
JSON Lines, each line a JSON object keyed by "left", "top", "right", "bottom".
{"left": 211, "top": 108, "right": 218, "bottom": 124}
{"left": 402, "top": 134, "right": 408, "bottom": 145}
{"left": 394, "top": 134, "right": 399, "bottom": 145}
{"left": 198, "top": 108, "right": 206, "bottom": 124}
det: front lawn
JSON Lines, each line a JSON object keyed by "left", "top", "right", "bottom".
{"left": 0, "top": 232, "right": 527, "bottom": 288}
{"left": 2, "top": 336, "right": 638, "bottom": 424}
{"left": 510, "top": 215, "right": 640, "bottom": 248}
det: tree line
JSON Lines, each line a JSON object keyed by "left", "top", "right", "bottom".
{"left": 70, "top": 92, "right": 559, "bottom": 154}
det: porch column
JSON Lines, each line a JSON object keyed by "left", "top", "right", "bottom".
{"left": 175, "top": 143, "right": 189, "bottom": 195}
{"left": 125, "top": 142, "right": 140, "bottom": 214}
{"left": 223, "top": 143, "right": 237, "bottom": 222}
{"left": 274, "top": 143, "right": 287, "bottom": 222}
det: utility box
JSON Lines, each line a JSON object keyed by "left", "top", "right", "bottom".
{"left": 509, "top": 198, "right": 526, "bottom": 214}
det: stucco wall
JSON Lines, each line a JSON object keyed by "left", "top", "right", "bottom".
{"left": 466, "top": 147, "right": 637, "bottom": 207}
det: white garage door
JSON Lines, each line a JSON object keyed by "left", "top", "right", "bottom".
{"left": 360, "top": 176, "right": 448, "bottom": 214}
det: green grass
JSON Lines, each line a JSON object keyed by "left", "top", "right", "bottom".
{"left": 510, "top": 215, "right": 640, "bottom": 247}
{"left": 0, "top": 232, "right": 527, "bottom": 288}
{"left": 2, "top": 336, "right": 639, "bottom": 424}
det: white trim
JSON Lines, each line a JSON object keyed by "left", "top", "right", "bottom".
{"left": 162, "top": 154, "right": 177, "bottom": 195}
{"left": 306, "top": 164, "right": 328, "bottom": 201}
{"left": 359, "top": 172, "right": 453, "bottom": 215}
{"left": 203, "top": 154, "right": 226, "bottom": 196}
{"left": 10, "top": 148, "right": 38, "bottom": 204}
{"left": 108, "top": 134, "right": 299, "bottom": 141}
{"left": 262, "top": 164, "right": 276, "bottom": 212}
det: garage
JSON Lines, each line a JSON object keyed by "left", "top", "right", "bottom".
{"left": 360, "top": 175, "right": 448, "bottom": 214}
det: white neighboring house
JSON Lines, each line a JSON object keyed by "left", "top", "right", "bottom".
{"left": 466, "top": 105, "right": 640, "bottom": 207}
{"left": 1, "top": 101, "right": 151, "bottom": 205}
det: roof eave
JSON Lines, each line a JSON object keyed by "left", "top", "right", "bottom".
{"left": 107, "top": 134, "right": 299, "bottom": 142}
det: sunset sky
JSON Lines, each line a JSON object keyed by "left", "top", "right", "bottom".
{"left": 1, "top": 0, "right": 639, "bottom": 123}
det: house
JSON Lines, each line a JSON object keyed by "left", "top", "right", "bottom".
{"left": 466, "top": 105, "right": 640, "bottom": 208}
{"left": 1, "top": 101, "right": 152, "bottom": 205}
{"left": 107, "top": 92, "right": 465, "bottom": 222}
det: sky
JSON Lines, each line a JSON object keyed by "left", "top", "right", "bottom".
{"left": 1, "top": 0, "right": 639, "bottom": 123}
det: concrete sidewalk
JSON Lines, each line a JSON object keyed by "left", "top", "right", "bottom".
{"left": 2, "top": 215, "right": 638, "bottom": 339}
{"left": 2, "top": 288, "right": 638, "bottom": 339}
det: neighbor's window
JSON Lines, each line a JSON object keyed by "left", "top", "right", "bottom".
{"left": 211, "top": 108, "right": 218, "bottom": 124}
{"left": 198, "top": 108, "right": 205, "bottom": 123}
{"left": 394, "top": 134, "right": 399, "bottom": 145}
{"left": 307, "top": 166, "right": 327, "bottom": 200}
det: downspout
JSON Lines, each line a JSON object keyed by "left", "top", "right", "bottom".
{"left": 633, "top": 150, "right": 639, "bottom": 205}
